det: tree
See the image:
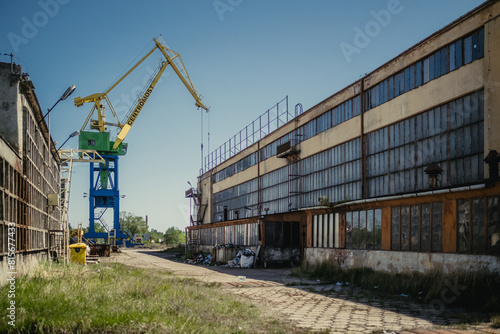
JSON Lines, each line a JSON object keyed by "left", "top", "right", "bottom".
{"left": 164, "top": 227, "right": 185, "bottom": 245}
{"left": 149, "top": 229, "right": 164, "bottom": 243}
{"left": 83, "top": 223, "right": 106, "bottom": 233}
{"left": 120, "top": 212, "right": 148, "bottom": 238}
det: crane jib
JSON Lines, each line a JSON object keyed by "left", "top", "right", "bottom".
{"left": 127, "top": 85, "right": 154, "bottom": 126}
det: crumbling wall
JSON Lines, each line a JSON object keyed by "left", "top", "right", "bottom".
{"left": 262, "top": 247, "right": 301, "bottom": 267}
{"left": 304, "top": 248, "right": 500, "bottom": 274}
{"left": 0, "top": 62, "right": 22, "bottom": 152}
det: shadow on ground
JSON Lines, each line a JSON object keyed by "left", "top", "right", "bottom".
{"left": 126, "top": 249, "right": 491, "bottom": 331}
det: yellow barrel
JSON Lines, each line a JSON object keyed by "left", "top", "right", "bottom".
{"left": 69, "top": 243, "right": 87, "bottom": 264}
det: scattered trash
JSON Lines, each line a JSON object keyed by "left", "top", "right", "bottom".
{"left": 213, "top": 243, "right": 236, "bottom": 249}
{"left": 373, "top": 286, "right": 379, "bottom": 289}
{"left": 336, "top": 281, "right": 342, "bottom": 286}
{"left": 316, "top": 280, "right": 321, "bottom": 282}
{"left": 190, "top": 247, "right": 259, "bottom": 268}
{"left": 400, "top": 293, "right": 408, "bottom": 297}
{"left": 238, "top": 276, "right": 246, "bottom": 282}
{"left": 187, "top": 253, "right": 213, "bottom": 265}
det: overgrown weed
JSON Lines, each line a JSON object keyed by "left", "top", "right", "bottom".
{"left": 0, "top": 261, "right": 307, "bottom": 334}
{"left": 292, "top": 260, "right": 500, "bottom": 312}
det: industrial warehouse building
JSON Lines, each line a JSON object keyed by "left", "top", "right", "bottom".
{"left": 0, "top": 61, "right": 63, "bottom": 285}
{"left": 189, "top": 0, "right": 500, "bottom": 273}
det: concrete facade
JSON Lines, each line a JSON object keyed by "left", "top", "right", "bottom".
{"left": 189, "top": 1, "right": 500, "bottom": 272}
{"left": 305, "top": 248, "right": 500, "bottom": 274}
{"left": 0, "top": 62, "right": 61, "bottom": 285}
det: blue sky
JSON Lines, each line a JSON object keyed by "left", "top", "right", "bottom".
{"left": 0, "top": 0, "right": 487, "bottom": 233}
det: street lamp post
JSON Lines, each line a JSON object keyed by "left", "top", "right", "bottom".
{"left": 187, "top": 181, "right": 193, "bottom": 225}
{"left": 57, "top": 130, "right": 80, "bottom": 150}
{"left": 37, "top": 85, "right": 76, "bottom": 130}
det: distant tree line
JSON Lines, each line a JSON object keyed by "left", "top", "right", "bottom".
{"left": 70, "top": 211, "right": 186, "bottom": 245}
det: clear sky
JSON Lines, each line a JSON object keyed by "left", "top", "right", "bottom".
{"left": 0, "top": 0, "right": 487, "bottom": 233}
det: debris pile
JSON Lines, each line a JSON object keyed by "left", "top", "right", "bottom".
{"left": 187, "top": 253, "right": 212, "bottom": 265}
{"left": 225, "top": 249, "right": 255, "bottom": 268}
{"left": 213, "top": 243, "right": 236, "bottom": 249}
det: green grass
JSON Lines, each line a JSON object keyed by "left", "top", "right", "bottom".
{"left": 161, "top": 244, "right": 186, "bottom": 253}
{"left": 492, "top": 315, "right": 500, "bottom": 328}
{"left": 292, "top": 260, "right": 500, "bottom": 313}
{"left": 0, "top": 262, "right": 308, "bottom": 334}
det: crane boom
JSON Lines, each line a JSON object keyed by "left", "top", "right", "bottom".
{"left": 153, "top": 38, "right": 209, "bottom": 111}
{"left": 111, "top": 37, "right": 209, "bottom": 149}
{"left": 112, "top": 59, "right": 168, "bottom": 149}
{"left": 75, "top": 36, "right": 209, "bottom": 151}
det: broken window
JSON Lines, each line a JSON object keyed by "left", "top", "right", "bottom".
{"left": 432, "top": 203, "right": 443, "bottom": 252}
{"left": 346, "top": 212, "right": 353, "bottom": 249}
{"left": 391, "top": 203, "right": 441, "bottom": 253}
{"left": 410, "top": 205, "right": 420, "bottom": 251}
{"left": 471, "top": 198, "right": 485, "bottom": 253}
{"left": 487, "top": 197, "right": 500, "bottom": 254}
{"left": 391, "top": 207, "right": 400, "bottom": 251}
{"left": 265, "top": 221, "right": 300, "bottom": 248}
{"left": 352, "top": 211, "right": 360, "bottom": 249}
{"left": 342, "top": 209, "right": 381, "bottom": 250}
{"left": 457, "top": 196, "right": 500, "bottom": 254}
{"left": 401, "top": 206, "right": 410, "bottom": 251}
{"left": 457, "top": 199, "right": 470, "bottom": 252}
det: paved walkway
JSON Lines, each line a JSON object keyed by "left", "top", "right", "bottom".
{"left": 103, "top": 249, "right": 498, "bottom": 334}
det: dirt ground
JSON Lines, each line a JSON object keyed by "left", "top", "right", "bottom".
{"left": 101, "top": 248, "right": 499, "bottom": 334}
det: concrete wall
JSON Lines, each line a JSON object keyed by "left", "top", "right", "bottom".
{"left": 262, "top": 247, "right": 301, "bottom": 267}
{"left": 304, "top": 248, "right": 500, "bottom": 274}
{"left": 198, "top": 173, "right": 212, "bottom": 225}
{"left": 484, "top": 9, "right": 500, "bottom": 176}
{"left": 0, "top": 63, "right": 22, "bottom": 152}
{"left": 0, "top": 252, "right": 49, "bottom": 286}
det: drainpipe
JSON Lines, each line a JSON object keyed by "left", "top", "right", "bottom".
{"left": 300, "top": 184, "right": 486, "bottom": 211}
{"left": 360, "top": 80, "right": 367, "bottom": 199}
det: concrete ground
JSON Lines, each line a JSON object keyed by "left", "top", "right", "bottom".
{"left": 102, "top": 248, "right": 499, "bottom": 334}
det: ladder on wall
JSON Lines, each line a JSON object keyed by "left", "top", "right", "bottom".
{"left": 288, "top": 160, "right": 301, "bottom": 211}
{"left": 283, "top": 103, "right": 304, "bottom": 211}
{"left": 58, "top": 149, "right": 105, "bottom": 261}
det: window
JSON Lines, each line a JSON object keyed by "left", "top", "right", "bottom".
{"left": 458, "top": 196, "right": 499, "bottom": 254}
{"left": 449, "top": 43, "right": 456, "bottom": 71}
{"left": 392, "top": 203, "right": 442, "bottom": 252}
{"left": 455, "top": 39, "right": 463, "bottom": 68}
{"left": 487, "top": 197, "right": 500, "bottom": 254}
{"left": 312, "top": 213, "right": 335, "bottom": 248}
{"left": 346, "top": 209, "right": 382, "bottom": 250}
{"left": 366, "top": 90, "right": 483, "bottom": 197}
{"left": 265, "top": 221, "right": 300, "bottom": 248}
{"left": 428, "top": 54, "right": 435, "bottom": 81}
{"left": 464, "top": 35, "right": 472, "bottom": 64}
{"left": 363, "top": 27, "right": 484, "bottom": 110}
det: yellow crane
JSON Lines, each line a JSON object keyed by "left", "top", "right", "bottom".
{"left": 74, "top": 36, "right": 209, "bottom": 154}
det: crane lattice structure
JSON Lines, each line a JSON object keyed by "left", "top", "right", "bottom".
{"left": 58, "top": 149, "right": 105, "bottom": 260}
